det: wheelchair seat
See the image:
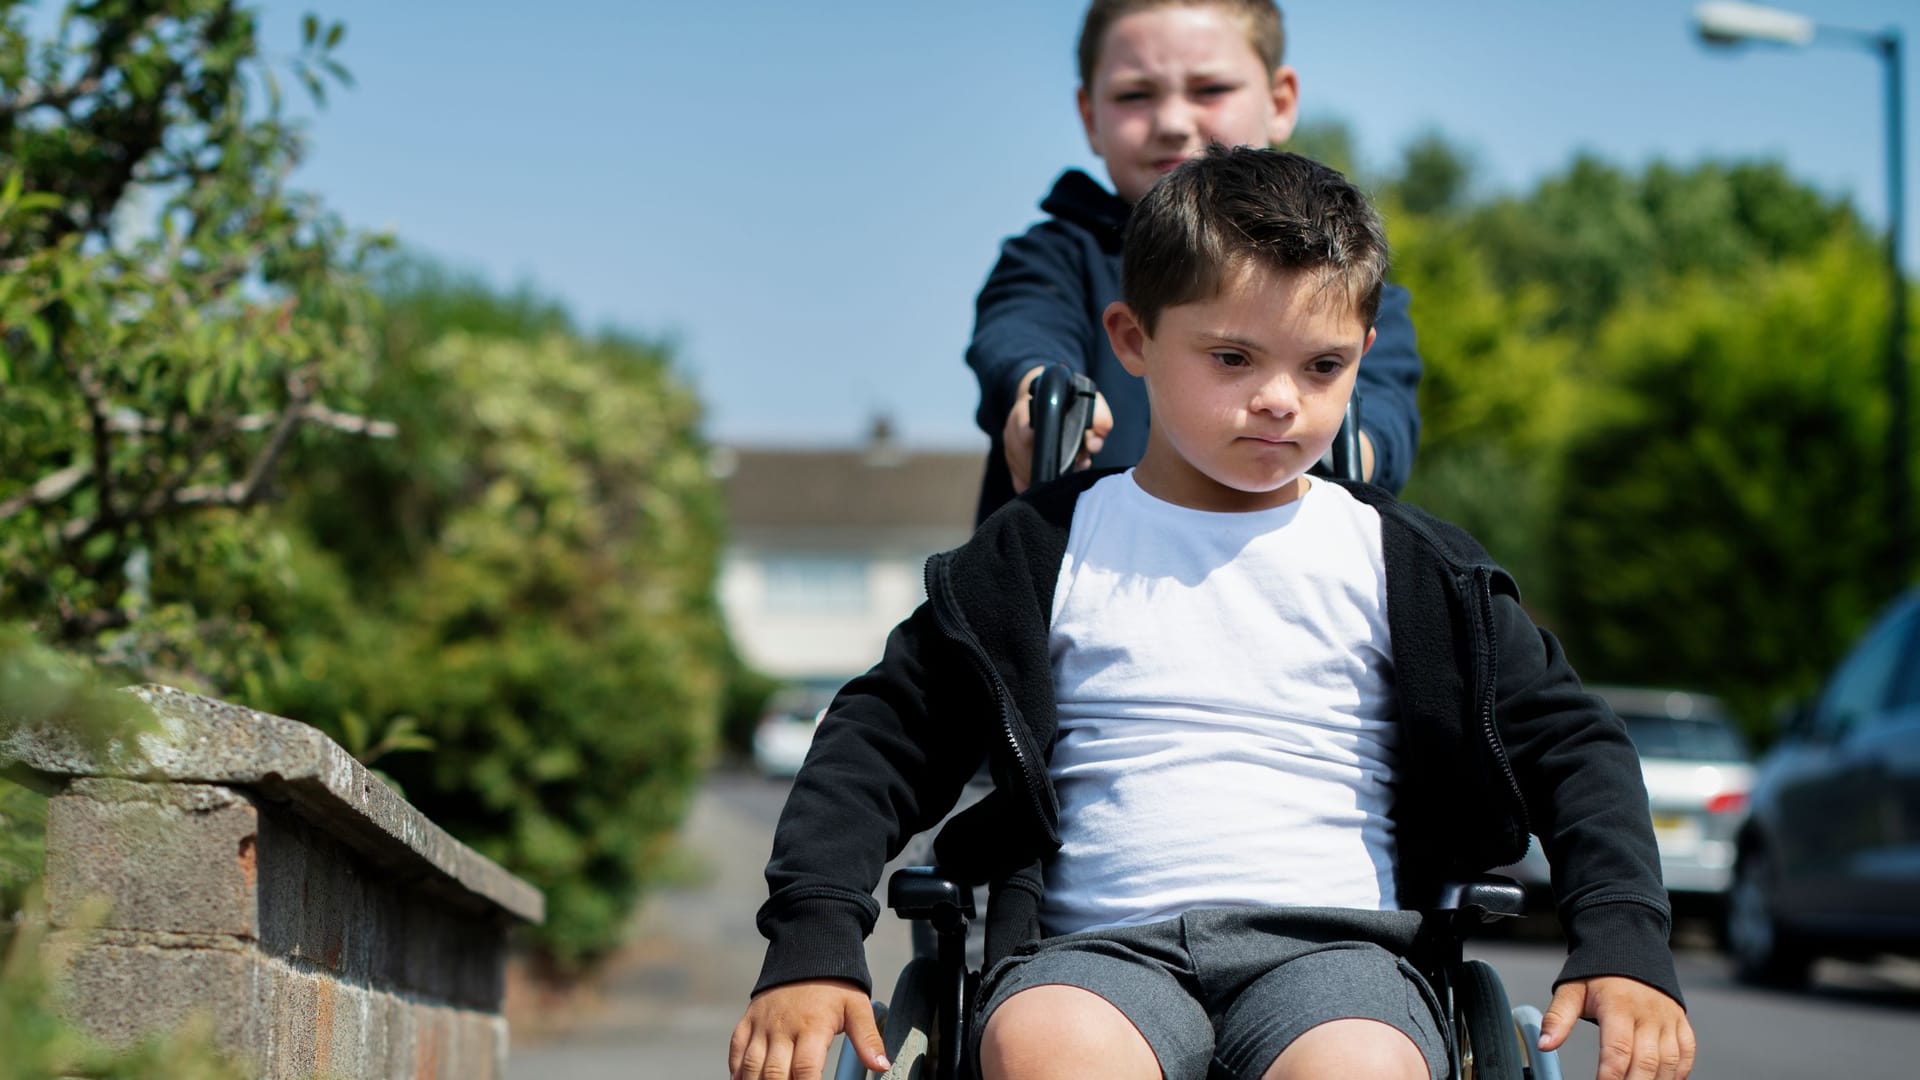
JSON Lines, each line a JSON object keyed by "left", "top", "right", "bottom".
{"left": 837, "top": 866, "right": 1562, "bottom": 1080}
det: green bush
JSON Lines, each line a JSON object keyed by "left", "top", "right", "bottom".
{"left": 257, "top": 314, "right": 729, "bottom": 970}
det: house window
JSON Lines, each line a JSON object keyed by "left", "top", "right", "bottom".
{"left": 762, "top": 554, "right": 870, "bottom": 614}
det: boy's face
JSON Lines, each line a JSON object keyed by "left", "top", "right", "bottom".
{"left": 1104, "top": 264, "right": 1373, "bottom": 512}
{"left": 1078, "top": 4, "right": 1299, "bottom": 205}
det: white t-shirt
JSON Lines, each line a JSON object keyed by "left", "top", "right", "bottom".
{"left": 1039, "top": 471, "right": 1399, "bottom": 936}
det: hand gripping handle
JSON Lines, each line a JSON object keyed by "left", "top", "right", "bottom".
{"left": 1029, "top": 364, "right": 1099, "bottom": 488}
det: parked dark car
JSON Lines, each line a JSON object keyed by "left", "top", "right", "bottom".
{"left": 1725, "top": 588, "right": 1920, "bottom": 986}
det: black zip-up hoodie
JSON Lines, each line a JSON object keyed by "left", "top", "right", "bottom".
{"left": 754, "top": 471, "right": 1682, "bottom": 1007}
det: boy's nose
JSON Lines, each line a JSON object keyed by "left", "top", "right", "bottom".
{"left": 1151, "top": 99, "right": 1196, "bottom": 140}
{"left": 1249, "top": 377, "right": 1299, "bottom": 417}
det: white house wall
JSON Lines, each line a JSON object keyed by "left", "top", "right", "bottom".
{"left": 720, "top": 543, "right": 953, "bottom": 683}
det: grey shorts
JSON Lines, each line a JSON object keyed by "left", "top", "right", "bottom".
{"left": 974, "top": 907, "right": 1449, "bottom": 1080}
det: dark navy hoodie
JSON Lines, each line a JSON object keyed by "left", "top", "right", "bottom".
{"left": 966, "top": 169, "right": 1425, "bottom": 523}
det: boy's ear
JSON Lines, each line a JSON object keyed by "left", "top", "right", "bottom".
{"left": 1266, "top": 64, "right": 1300, "bottom": 146}
{"left": 1076, "top": 86, "right": 1101, "bottom": 154}
{"left": 1361, "top": 326, "right": 1377, "bottom": 357}
{"left": 1103, "top": 301, "right": 1150, "bottom": 377}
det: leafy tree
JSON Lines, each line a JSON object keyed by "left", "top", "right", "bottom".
{"left": 1391, "top": 131, "right": 1475, "bottom": 218}
{"left": 2, "top": 0, "right": 734, "bottom": 983}
{"left": 248, "top": 264, "right": 731, "bottom": 969}
{"left": 1550, "top": 238, "right": 1907, "bottom": 725}
{"left": 0, "top": 0, "right": 380, "bottom": 694}
{"left": 1375, "top": 126, "right": 1910, "bottom": 736}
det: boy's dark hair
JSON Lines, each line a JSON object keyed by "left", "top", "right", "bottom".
{"left": 1077, "top": 0, "right": 1286, "bottom": 90}
{"left": 1121, "top": 146, "right": 1388, "bottom": 334}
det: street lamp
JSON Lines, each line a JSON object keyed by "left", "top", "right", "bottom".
{"left": 1694, "top": 2, "right": 1910, "bottom": 579}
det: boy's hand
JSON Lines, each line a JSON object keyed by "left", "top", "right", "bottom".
{"left": 1539, "top": 975, "right": 1695, "bottom": 1080}
{"left": 729, "top": 978, "right": 888, "bottom": 1080}
{"left": 1003, "top": 366, "right": 1113, "bottom": 493}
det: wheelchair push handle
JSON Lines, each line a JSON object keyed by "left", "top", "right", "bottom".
{"left": 1325, "top": 395, "right": 1363, "bottom": 484}
{"left": 1029, "top": 364, "right": 1099, "bottom": 489}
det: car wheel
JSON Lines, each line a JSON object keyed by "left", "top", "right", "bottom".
{"left": 1725, "top": 844, "right": 1812, "bottom": 987}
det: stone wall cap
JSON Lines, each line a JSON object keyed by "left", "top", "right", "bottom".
{"left": 4, "top": 685, "right": 544, "bottom": 925}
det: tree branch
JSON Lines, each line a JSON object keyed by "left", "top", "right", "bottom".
{"left": 0, "top": 464, "right": 90, "bottom": 520}
{"left": 106, "top": 403, "right": 397, "bottom": 439}
{"left": 58, "top": 370, "right": 329, "bottom": 542}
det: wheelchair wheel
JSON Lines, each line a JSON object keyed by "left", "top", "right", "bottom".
{"left": 876, "top": 956, "right": 940, "bottom": 1080}
{"left": 1453, "top": 959, "right": 1524, "bottom": 1080}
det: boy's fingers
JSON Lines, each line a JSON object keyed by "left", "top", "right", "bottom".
{"left": 1091, "top": 390, "right": 1115, "bottom": 438}
{"left": 845, "top": 997, "right": 893, "bottom": 1073}
{"left": 1538, "top": 982, "right": 1586, "bottom": 1051}
{"left": 733, "top": 1032, "right": 768, "bottom": 1080}
{"left": 761, "top": 1036, "right": 795, "bottom": 1080}
{"left": 728, "top": 1021, "right": 749, "bottom": 1076}
{"left": 789, "top": 1031, "right": 833, "bottom": 1080}
{"left": 1595, "top": 1022, "right": 1636, "bottom": 1080}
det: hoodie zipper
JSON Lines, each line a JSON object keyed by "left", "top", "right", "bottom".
{"left": 1473, "top": 565, "right": 1530, "bottom": 853}
{"left": 925, "top": 555, "right": 1056, "bottom": 842}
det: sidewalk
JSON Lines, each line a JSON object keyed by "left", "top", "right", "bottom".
{"left": 507, "top": 776, "right": 912, "bottom": 1078}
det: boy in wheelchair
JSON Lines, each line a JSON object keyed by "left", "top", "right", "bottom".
{"left": 731, "top": 147, "right": 1693, "bottom": 1080}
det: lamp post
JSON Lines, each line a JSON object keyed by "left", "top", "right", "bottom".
{"left": 1694, "top": 2, "right": 1909, "bottom": 578}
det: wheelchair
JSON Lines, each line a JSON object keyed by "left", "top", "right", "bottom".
{"left": 833, "top": 368, "right": 1566, "bottom": 1080}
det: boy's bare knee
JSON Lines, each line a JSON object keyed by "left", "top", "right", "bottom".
{"left": 980, "top": 985, "right": 1159, "bottom": 1080}
{"left": 1262, "top": 1018, "right": 1428, "bottom": 1080}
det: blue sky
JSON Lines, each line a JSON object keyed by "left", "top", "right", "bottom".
{"left": 256, "top": 1, "right": 1920, "bottom": 448}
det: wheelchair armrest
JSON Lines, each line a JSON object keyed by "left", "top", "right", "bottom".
{"left": 1431, "top": 875, "right": 1528, "bottom": 924}
{"left": 888, "top": 866, "right": 976, "bottom": 923}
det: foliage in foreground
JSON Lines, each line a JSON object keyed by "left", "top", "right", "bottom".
{"left": 1, "top": 631, "right": 249, "bottom": 1079}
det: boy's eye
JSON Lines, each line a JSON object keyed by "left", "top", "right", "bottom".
{"left": 1212, "top": 350, "right": 1250, "bottom": 368}
{"left": 1114, "top": 90, "right": 1153, "bottom": 103}
{"left": 1309, "top": 357, "right": 1344, "bottom": 375}
{"left": 1194, "top": 84, "right": 1236, "bottom": 98}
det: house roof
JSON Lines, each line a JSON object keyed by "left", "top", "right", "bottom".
{"left": 717, "top": 439, "right": 985, "bottom": 532}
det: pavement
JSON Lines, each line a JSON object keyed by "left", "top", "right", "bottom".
{"left": 506, "top": 773, "right": 912, "bottom": 1079}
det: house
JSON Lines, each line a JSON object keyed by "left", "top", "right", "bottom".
{"left": 716, "top": 421, "right": 985, "bottom": 709}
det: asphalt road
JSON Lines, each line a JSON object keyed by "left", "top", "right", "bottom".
{"left": 511, "top": 771, "right": 1920, "bottom": 1079}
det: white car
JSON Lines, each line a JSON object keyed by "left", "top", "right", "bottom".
{"left": 1499, "top": 685, "right": 1754, "bottom": 909}
{"left": 752, "top": 708, "right": 826, "bottom": 778}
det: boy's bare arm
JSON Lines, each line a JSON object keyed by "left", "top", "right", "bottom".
{"left": 1540, "top": 975, "right": 1695, "bottom": 1080}
{"left": 729, "top": 979, "right": 890, "bottom": 1080}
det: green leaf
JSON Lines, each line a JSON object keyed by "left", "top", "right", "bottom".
{"left": 303, "top": 14, "right": 319, "bottom": 46}
{"left": 339, "top": 709, "right": 368, "bottom": 757}
{"left": 23, "top": 316, "right": 50, "bottom": 358}
{"left": 185, "top": 366, "right": 215, "bottom": 413}
{"left": 296, "top": 65, "right": 326, "bottom": 106}
{"left": 326, "top": 22, "right": 346, "bottom": 50}
{"left": 320, "top": 57, "right": 354, "bottom": 90}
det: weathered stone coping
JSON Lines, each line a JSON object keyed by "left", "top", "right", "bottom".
{"left": 3, "top": 683, "right": 543, "bottom": 927}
